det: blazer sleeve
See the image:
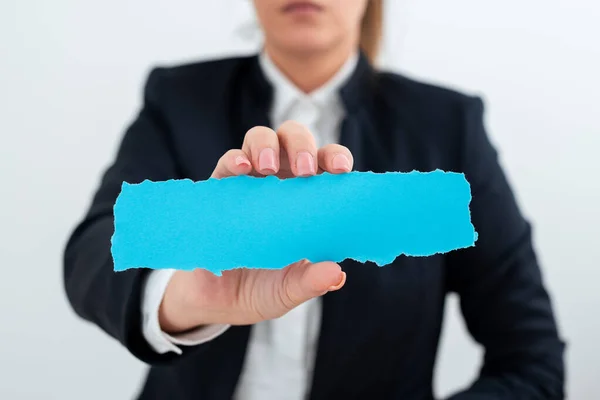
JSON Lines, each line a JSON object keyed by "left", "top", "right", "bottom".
{"left": 63, "top": 68, "right": 207, "bottom": 365}
{"left": 445, "top": 97, "right": 565, "bottom": 399}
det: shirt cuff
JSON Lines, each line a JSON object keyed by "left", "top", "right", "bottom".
{"left": 141, "top": 269, "right": 231, "bottom": 355}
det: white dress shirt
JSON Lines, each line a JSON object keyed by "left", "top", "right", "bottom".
{"left": 141, "top": 50, "right": 359, "bottom": 400}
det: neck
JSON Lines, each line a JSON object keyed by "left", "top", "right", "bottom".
{"left": 264, "top": 43, "right": 356, "bottom": 94}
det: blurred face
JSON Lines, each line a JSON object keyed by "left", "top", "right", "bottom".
{"left": 253, "top": 0, "right": 369, "bottom": 56}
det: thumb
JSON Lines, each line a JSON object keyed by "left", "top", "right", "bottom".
{"left": 279, "top": 260, "right": 346, "bottom": 309}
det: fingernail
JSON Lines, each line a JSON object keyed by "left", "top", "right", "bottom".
{"left": 235, "top": 156, "right": 251, "bottom": 167}
{"left": 297, "top": 152, "right": 316, "bottom": 176}
{"left": 332, "top": 154, "right": 351, "bottom": 172}
{"left": 259, "top": 148, "right": 277, "bottom": 172}
{"left": 327, "top": 272, "right": 346, "bottom": 291}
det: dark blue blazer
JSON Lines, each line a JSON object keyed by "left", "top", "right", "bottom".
{"left": 63, "top": 53, "right": 565, "bottom": 399}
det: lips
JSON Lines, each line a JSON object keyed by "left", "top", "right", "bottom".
{"left": 282, "top": 1, "right": 323, "bottom": 13}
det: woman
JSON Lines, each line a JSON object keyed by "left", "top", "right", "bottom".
{"left": 63, "top": 0, "right": 565, "bottom": 399}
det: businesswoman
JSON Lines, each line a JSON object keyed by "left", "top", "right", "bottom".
{"left": 63, "top": 0, "right": 565, "bottom": 399}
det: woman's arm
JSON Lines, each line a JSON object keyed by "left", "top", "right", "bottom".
{"left": 63, "top": 68, "right": 193, "bottom": 364}
{"left": 445, "top": 97, "right": 565, "bottom": 399}
{"left": 63, "top": 69, "right": 350, "bottom": 365}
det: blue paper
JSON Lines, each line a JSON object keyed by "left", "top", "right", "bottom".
{"left": 111, "top": 171, "right": 477, "bottom": 275}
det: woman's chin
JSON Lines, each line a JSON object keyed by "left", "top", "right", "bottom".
{"left": 277, "top": 38, "right": 336, "bottom": 56}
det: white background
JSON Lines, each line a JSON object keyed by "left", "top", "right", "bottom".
{"left": 1, "top": 0, "right": 599, "bottom": 398}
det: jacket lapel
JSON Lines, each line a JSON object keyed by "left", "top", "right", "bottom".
{"left": 233, "top": 55, "right": 274, "bottom": 147}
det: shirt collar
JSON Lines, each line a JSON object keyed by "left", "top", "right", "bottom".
{"left": 258, "top": 50, "right": 359, "bottom": 122}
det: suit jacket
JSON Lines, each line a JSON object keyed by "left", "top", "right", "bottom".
{"left": 63, "top": 53, "right": 565, "bottom": 400}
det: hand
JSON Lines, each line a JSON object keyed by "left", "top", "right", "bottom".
{"left": 159, "top": 121, "right": 354, "bottom": 333}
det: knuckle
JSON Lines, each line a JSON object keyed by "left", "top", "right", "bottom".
{"left": 247, "top": 126, "right": 275, "bottom": 140}
{"left": 278, "top": 121, "right": 315, "bottom": 149}
{"left": 279, "top": 121, "right": 311, "bottom": 137}
{"left": 321, "top": 143, "right": 338, "bottom": 153}
{"left": 278, "top": 119, "right": 304, "bottom": 132}
{"left": 214, "top": 154, "right": 229, "bottom": 170}
{"left": 245, "top": 126, "right": 265, "bottom": 137}
{"left": 278, "top": 285, "right": 297, "bottom": 311}
{"left": 223, "top": 149, "right": 239, "bottom": 159}
{"left": 220, "top": 150, "right": 236, "bottom": 167}
{"left": 333, "top": 145, "right": 353, "bottom": 161}
{"left": 278, "top": 266, "right": 300, "bottom": 310}
{"left": 329, "top": 144, "right": 349, "bottom": 154}
{"left": 243, "top": 126, "right": 272, "bottom": 148}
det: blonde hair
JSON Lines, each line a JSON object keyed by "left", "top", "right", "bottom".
{"left": 360, "top": 0, "right": 384, "bottom": 65}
